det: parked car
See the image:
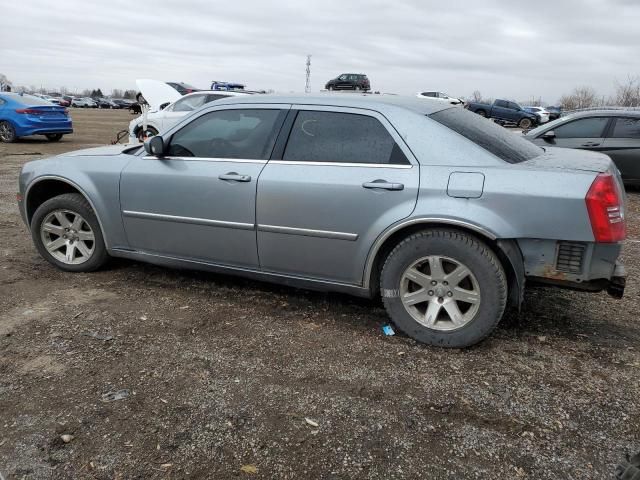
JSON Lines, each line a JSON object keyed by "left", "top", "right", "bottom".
{"left": 523, "top": 106, "right": 550, "bottom": 124}
{"left": 211, "top": 81, "right": 245, "bottom": 91}
{"left": 50, "top": 96, "right": 70, "bottom": 107}
{"left": 325, "top": 74, "right": 370, "bottom": 91}
{"left": 129, "top": 80, "right": 251, "bottom": 142}
{"left": 111, "top": 99, "right": 133, "bottom": 109}
{"left": 524, "top": 110, "right": 640, "bottom": 185}
{"left": 18, "top": 95, "right": 626, "bottom": 347}
{"left": 0, "top": 92, "right": 72, "bottom": 143}
{"left": 546, "top": 106, "right": 562, "bottom": 121}
{"left": 166, "top": 82, "right": 201, "bottom": 95}
{"left": 416, "top": 91, "right": 464, "bottom": 105}
{"left": 71, "top": 97, "right": 97, "bottom": 108}
{"left": 95, "top": 98, "right": 118, "bottom": 109}
{"left": 466, "top": 99, "right": 539, "bottom": 129}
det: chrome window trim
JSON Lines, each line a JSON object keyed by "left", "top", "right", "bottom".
{"left": 143, "top": 156, "right": 267, "bottom": 164}
{"left": 269, "top": 160, "right": 412, "bottom": 169}
{"left": 258, "top": 224, "right": 358, "bottom": 241}
{"left": 122, "top": 210, "right": 255, "bottom": 230}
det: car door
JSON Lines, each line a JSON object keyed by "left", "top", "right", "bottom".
{"left": 491, "top": 100, "right": 510, "bottom": 121}
{"left": 120, "top": 105, "right": 288, "bottom": 267}
{"left": 335, "top": 75, "right": 349, "bottom": 90}
{"left": 256, "top": 107, "right": 419, "bottom": 285}
{"left": 540, "top": 116, "right": 610, "bottom": 152}
{"left": 600, "top": 116, "right": 640, "bottom": 182}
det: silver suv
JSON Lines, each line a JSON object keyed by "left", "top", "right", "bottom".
{"left": 18, "top": 95, "right": 627, "bottom": 347}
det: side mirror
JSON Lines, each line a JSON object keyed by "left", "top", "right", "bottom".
{"left": 542, "top": 130, "right": 556, "bottom": 140}
{"left": 144, "top": 135, "right": 166, "bottom": 157}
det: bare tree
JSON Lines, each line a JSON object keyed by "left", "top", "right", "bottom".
{"left": 111, "top": 88, "right": 124, "bottom": 99}
{"left": 470, "top": 90, "right": 483, "bottom": 102}
{"left": 613, "top": 75, "right": 640, "bottom": 107}
{"left": 559, "top": 86, "right": 602, "bottom": 110}
{"left": 0, "top": 73, "right": 12, "bottom": 92}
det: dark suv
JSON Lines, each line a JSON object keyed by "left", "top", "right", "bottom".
{"left": 325, "top": 74, "right": 370, "bottom": 91}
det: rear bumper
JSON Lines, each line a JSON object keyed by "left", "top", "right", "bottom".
{"left": 14, "top": 117, "right": 73, "bottom": 137}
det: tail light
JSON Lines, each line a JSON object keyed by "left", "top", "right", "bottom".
{"left": 585, "top": 173, "right": 626, "bottom": 242}
{"left": 15, "top": 108, "right": 42, "bottom": 114}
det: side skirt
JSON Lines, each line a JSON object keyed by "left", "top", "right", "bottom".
{"left": 109, "top": 248, "right": 374, "bottom": 298}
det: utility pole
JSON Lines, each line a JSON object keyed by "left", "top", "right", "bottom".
{"left": 305, "top": 55, "right": 311, "bottom": 94}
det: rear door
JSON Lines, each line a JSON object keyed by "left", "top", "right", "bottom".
{"left": 544, "top": 116, "right": 610, "bottom": 152}
{"left": 256, "top": 106, "right": 419, "bottom": 285}
{"left": 601, "top": 116, "right": 640, "bottom": 182}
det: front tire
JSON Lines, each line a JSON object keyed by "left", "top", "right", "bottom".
{"left": 518, "top": 118, "right": 533, "bottom": 129}
{"left": 0, "top": 121, "right": 17, "bottom": 143}
{"left": 31, "top": 193, "right": 108, "bottom": 272}
{"left": 380, "top": 229, "right": 507, "bottom": 348}
{"left": 46, "top": 133, "right": 63, "bottom": 142}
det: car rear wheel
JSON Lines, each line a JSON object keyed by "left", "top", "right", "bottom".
{"left": 31, "top": 193, "right": 108, "bottom": 272}
{"left": 327, "top": 85, "right": 334, "bottom": 91}
{"left": 0, "top": 121, "right": 17, "bottom": 143}
{"left": 45, "top": 133, "right": 63, "bottom": 142}
{"left": 136, "top": 126, "right": 158, "bottom": 143}
{"left": 518, "top": 118, "right": 533, "bottom": 129}
{"left": 476, "top": 110, "right": 487, "bottom": 117}
{"left": 380, "top": 229, "right": 507, "bottom": 348}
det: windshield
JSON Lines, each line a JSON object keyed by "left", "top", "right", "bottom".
{"left": 430, "top": 107, "right": 543, "bottom": 163}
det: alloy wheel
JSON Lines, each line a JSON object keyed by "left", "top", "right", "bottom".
{"left": 40, "top": 209, "right": 95, "bottom": 265}
{"left": 399, "top": 255, "right": 481, "bottom": 331}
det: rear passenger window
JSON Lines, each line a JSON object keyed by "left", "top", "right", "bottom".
{"left": 553, "top": 117, "right": 609, "bottom": 138}
{"left": 611, "top": 117, "right": 640, "bottom": 139}
{"left": 283, "top": 111, "right": 409, "bottom": 165}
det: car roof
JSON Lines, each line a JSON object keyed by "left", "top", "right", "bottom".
{"left": 209, "top": 94, "right": 452, "bottom": 115}
{"left": 560, "top": 109, "right": 640, "bottom": 119}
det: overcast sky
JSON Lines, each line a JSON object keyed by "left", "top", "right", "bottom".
{"left": 1, "top": 0, "right": 639, "bottom": 102}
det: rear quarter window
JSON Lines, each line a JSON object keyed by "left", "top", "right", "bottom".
{"left": 429, "top": 107, "right": 543, "bottom": 164}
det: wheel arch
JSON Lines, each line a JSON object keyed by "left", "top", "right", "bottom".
{"left": 364, "top": 219, "right": 524, "bottom": 309}
{"left": 25, "top": 176, "right": 109, "bottom": 248}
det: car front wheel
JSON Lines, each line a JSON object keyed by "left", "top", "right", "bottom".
{"left": 31, "top": 193, "right": 108, "bottom": 272}
{"left": 380, "top": 229, "right": 507, "bottom": 348}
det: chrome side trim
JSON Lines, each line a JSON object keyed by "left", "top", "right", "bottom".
{"left": 258, "top": 224, "right": 358, "bottom": 241}
{"left": 25, "top": 175, "right": 110, "bottom": 249}
{"left": 268, "top": 160, "right": 412, "bottom": 169}
{"left": 362, "top": 217, "right": 499, "bottom": 289}
{"left": 143, "top": 156, "right": 267, "bottom": 164}
{"left": 122, "top": 210, "right": 255, "bottom": 230}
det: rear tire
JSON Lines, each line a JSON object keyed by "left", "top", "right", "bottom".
{"left": 46, "top": 133, "right": 63, "bottom": 142}
{"left": 380, "top": 229, "right": 507, "bottom": 348}
{"left": 31, "top": 193, "right": 108, "bottom": 273}
{"left": 0, "top": 121, "right": 17, "bottom": 143}
{"left": 327, "top": 85, "right": 334, "bottom": 91}
{"left": 476, "top": 110, "right": 487, "bottom": 117}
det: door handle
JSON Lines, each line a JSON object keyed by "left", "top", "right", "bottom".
{"left": 362, "top": 180, "right": 404, "bottom": 191}
{"left": 581, "top": 142, "right": 600, "bottom": 147}
{"left": 219, "top": 172, "right": 251, "bottom": 182}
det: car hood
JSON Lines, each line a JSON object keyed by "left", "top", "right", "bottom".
{"left": 61, "top": 144, "right": 140, "bottom": 157}
{"left": 136, "top": 79, "right": 181, "bottom": 111}
{"left": 523, "top": 147, "right": 614, "bottom": 173}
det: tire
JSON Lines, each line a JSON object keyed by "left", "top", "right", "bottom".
{"left": 0, "top": 121, "right": 17, "bottom": 143}
{"left": 518, "top": 118, "right": 533, "bottom": 129}
{"left": 380, "top": 229, "right": 507, "bottom": 348}
{"left": 476, "top": 110, "right": 487, "bottom": 117}
{"left": 31, "top": 193, "right": 108, "bottom": 273}
{"left": 46, "top": 133, "right": 63, "bottom": 142}
{"left": 136, "top": 126, "right": 158, "bottom": 143}
{"left": 327, "top": 85, "right": 333, "bottom": 91}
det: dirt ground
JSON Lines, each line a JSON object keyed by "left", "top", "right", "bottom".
{"left": 0, "top": 109, "right": 638, "bottom": 480}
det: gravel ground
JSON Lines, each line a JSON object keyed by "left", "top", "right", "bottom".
{"left": 0, "top": 109, "right": 638, "bottom": 479}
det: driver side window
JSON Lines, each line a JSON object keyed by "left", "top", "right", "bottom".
{"left": 166, "top": 109, "right": 283, "bottom": 159}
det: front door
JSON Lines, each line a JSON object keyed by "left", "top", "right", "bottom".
{"left": 256, "top": 107, "right": 419, "bottom": 285}
{"left": 542, "top": 116, "right": 610, "bottom": 152}
{"left": 600, "top": 116, "right": 640, "bottom": 183}
{"left": 120, "top": 106, "right": 287, "bottom": 267}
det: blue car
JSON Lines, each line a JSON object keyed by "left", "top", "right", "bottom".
{"left": 0, "top": 93, "right": 73, "bottom": 143}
